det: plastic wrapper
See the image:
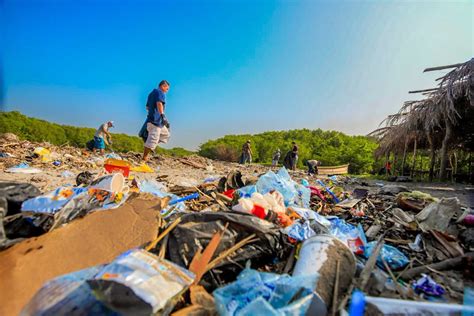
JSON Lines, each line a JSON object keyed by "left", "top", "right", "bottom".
{"left": 413, "top": 274, "right": 445, "bottom": 297}
{"left": 88, "top": 249, "right": 195, "bottom": 316}
{"left": 213, "top": 268, "right": 317, "bottom": 316}
{"left": 21, "top": 265, "right": 115, "bottom": 316}
{"left": 364, "top": 241, "right": 409, "bottom": 270}
{"left": 21, "top": 187, "right": 88, "bottom": 214}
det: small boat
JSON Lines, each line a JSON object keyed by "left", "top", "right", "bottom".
{"left": 318, "top": 164, "right": 349, "bottom": 175}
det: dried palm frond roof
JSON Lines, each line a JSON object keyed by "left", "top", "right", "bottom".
{"left": 370, "top": 58, "right": 474, "bottom": 155}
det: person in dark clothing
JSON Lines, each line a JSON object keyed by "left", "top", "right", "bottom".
{"left": 283, "top": 150, "right": 292, "bottom": 170}
{"left": 141, "top": 80, "right": 171, "bottom": 162}
{"left": 240, "top": 140, "right": 252, "bottom": 164}
{"left": 290, "top": 142, "right": 298, "bottom": 170}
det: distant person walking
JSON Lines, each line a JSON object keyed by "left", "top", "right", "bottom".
{"left": 240, "top": 140, "right": 252, "bottom": 164}
{"left": 140, "top": 80, "right": 171, "bottom": 162}
{"left": 291, "top": 141, "right": 298, "bottom": 170}
{"left": 272, "top": 148, "right": 281, "bottom": 166}
{"left": 93, "top": 121, "right": 114, "bottom": 154}
{"left": 306, "top": 159, "right": 321, "bottom": 176}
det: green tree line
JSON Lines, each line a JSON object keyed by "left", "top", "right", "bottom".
{"left": 0, "top": 111, "right": 193, "bottom": 157}
{"left": 199, "top": 129, "right": 378, "bottom": 174}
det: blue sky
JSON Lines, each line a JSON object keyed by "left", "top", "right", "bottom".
{"left": 2, "top": 0, "right": 473, "bottom": 149}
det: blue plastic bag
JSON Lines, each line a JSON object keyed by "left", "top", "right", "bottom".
{"left": 282, "top": 220, "right": 316, "bottom": 241}
{"left": 255, "top": 168, "right": 310, "bottom": 207}
{"left": 237, "top": 185, "right": 257, "bottom": 198}
{"left": 291, "top": 207, "right": 331, "bottom": 228}
{"left": 364, "top": 241, "right": 409, "bottom": 270}
{"left": 213, "top": 268, "right": 317, "bottom": 316}
{"left": 138, "top": 179, "right": 186, "bottom": 216}
{"left": 328, "top": 217, "right": 365, "bottom": 254}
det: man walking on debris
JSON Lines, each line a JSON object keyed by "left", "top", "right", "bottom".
{"left": 306, "top": 159, "right": 320, "bottom": 176}
{"left": 240, "top": 140, "right": 252, "bottom": 164}
{"left": 141, "top": 80, "right": 171, "bottom": 162}
{"left": 93, "top": 121, "right": 114, "bottom": 154}
{"left": 272, "top": 148, "right": 281, "bottom": 166}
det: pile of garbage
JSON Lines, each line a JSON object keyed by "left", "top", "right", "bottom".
{"left": 1, "top": 135, "right": 474, "bottom": 315}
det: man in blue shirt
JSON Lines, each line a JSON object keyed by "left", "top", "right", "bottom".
{"left": 142, "top": 80, "right": 171, "bottom": 161}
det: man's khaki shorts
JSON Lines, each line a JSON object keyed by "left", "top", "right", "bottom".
{"left": 145, "top": 123, "right": 170, "bottom": 150}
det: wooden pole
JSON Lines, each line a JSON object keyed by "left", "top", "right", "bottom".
{"left": 409, "top": 88, "right": 439, "bottom": 94}
{"left": 411, "top": 138, "right": 417, "bottom": 178}
{"left": 469, "top": 152, "right": 473, "bottom": 184}
{"left": 393, "top": 153, "right": 399, "bottom": 176}
{"left": 427, "top": 132, "right": 436, "bottom": 182}
{"left": 424, "top": 62, "right": 465, "bottom": 72}
{"left": 401, "top": 138, "right": 408, "bottom": 176}
{"left": 440, "top": 119, "right": 453, "bottom": 180}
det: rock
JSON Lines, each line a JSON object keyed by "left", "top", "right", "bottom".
{"left": 459, "top": 228, "right": 474, "bottom": 250}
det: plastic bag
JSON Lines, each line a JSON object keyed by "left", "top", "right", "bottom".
{"left": 0, "top": 182, "right": 41, "bottom": 215}
{"left": 213, "top": 268, "right": 317, "bottom": 316}
{"left": 282, "top": 220, "right": 316, "bottom": 241}
{"left": 237, "top": 185, "right": 257, "bottom": 198}
{"left": 255, "top": 168, "right": 310, "bottom": 207}
{"left": 6, "top": 162, "right": 42, "bottom": 174}
{"left": 34, "top": 147, "right": 52, "bottom": 162}
{"left": 364, "top": 241, "right": 409, "bottom": 270}
{"left": 166, "top": 211, "right": 291, "bottom": 290}
{"left": 89, "top": 249, "right": 195, "bottom": 316}
{"left": 328, "top": 217, "right": 365, "bottom": 254}
{"left": 138, "top": 179, "right": 185, "bottom": 217}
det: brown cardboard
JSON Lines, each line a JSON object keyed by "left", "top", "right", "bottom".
{"left": 0, "top": 195, "right": 162, "bottom": 316}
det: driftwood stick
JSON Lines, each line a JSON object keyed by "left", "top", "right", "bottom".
{"left": 398, "top": 252, "right": 474, "bottom": 280}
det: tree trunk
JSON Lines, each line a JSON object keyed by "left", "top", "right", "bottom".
{"left": 439, "top": 119, "right": 453, "bottom": 180}
{"left": 427, "top": 132, "right": 436, "bottom": 182}
{"left": 411, "top": 138, "right": 417, "bottom": 178}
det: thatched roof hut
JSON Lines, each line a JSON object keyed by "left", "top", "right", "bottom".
{"left": 370, "top": 58, "right": 474, "bottom": 180}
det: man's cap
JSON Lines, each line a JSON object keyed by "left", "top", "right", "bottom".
{"left": 247, "top": 140, "right": 251, "bottom": 143}
{"left": 108, "top": 121, "right": 114, "bottom": 127}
